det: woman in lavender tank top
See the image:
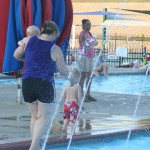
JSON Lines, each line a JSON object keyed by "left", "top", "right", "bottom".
{"left": 14, "top": 21, "right": 69, "bottom": 150}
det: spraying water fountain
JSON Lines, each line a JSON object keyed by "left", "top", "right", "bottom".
{"left": 125, "top": 64, "right": 150, "bottom": 150}
{"left": 40, "top": 82, "right": 69, "bottom": 150}
{"left": 66, "top": 1, "right": 129, "bottom": 149}
{"left": 29, "top": 0, "right": 150, "bottom": 149}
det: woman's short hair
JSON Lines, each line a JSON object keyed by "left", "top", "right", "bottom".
{"left": 41, "top": 20, "right": 60, "bottom": 37}
{"left": 82, "top": 19, "right": 90, "bottom": 28}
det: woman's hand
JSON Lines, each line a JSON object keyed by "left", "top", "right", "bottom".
{"left": 51, "top": 45, "right": 69, "bottom": 78}
{"left": 84, "top": 43, "right": 91, "bottom": 52}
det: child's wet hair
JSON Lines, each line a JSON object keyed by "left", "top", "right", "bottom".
{"left": 70, "top": 67, "right": 81, "bottom": 83}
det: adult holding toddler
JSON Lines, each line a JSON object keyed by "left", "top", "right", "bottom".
{"left": 14, "top": 20, "right": 69, "bottom": 150}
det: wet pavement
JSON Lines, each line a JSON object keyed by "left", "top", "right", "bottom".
{"left": 0, "top": 66, "right": 150, "bottom": 145}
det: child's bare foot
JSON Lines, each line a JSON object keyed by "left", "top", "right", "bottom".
{"left": 62, "top": 129, "right": 67, "bottom": 139}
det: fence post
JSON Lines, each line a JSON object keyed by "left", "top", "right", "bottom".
{"left": 115, "top": 33, "right": 117, "bottom": 50}
{"left": 17, "top": 77, "right": 23, "bottom": 104}
{"left": 102, "top": 8, "right": 107, "bottom": 49}
{"left": 143, "top": 47, "right": 146, "bottom": 57}
{"left": 72, "top": 24, "right": 76, "bottom": 49}
{"left": 142, "top": 34, "right": 145, "bottom": 61}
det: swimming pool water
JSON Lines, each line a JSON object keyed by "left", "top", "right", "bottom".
{"left": 0, "top": 75, "right": 150, "bottom": 96}
{"left": 56, "top": 75, "right": 150, "bottom": 96}
{"left": 46, "top": 135, "right": 150, "bottom": 150}
{"left": 92, "top": 75, "right": 150, "bottom": 96}
{"left": 0, "top": 79, "right": 17, "bottom": 85}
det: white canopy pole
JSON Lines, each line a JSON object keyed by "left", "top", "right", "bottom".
{"left": 17, "top": 77, "right": 23, "bottom": 104}
{"left": 72, "top": 24, "right": 76, "bottom": 49}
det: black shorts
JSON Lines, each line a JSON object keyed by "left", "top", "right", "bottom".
{"left": 22, "top": 78, "right": 55, "bottom": 103}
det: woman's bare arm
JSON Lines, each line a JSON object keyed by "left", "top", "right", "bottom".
{"left": 14, "top": 37, "right": 30, "bottom": 62}
{"left": 14, "top": 44, "right": 25, "bottom": 62}
{"left": 79, "top": 34, "right": 86, "bottom": 47}
{"left": 51, "top": 45, "right": 69, "bottom": 78}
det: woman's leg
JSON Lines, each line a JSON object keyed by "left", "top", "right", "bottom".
{"left": 102, "top": 63, "right": 109, "bottom": 76}
{"left": 29, "top": 101, "right": 52, "bottom": 150}
{"left": 86, "top": 72, "right": 97, "bottom": 101}
{"left": 93, "top": 66, "right": 103, "bottom": 76}
{"left": 106, "top": 66, "right": 109, "bottom": 76}
{"left": 79, "top": 72, "right": 86, "bottom": 95}
{"left": 27, "top": 102, "right": 38, "bottom": 137}
{"left": 86, "top": 71, "right": 92, "bottom": 96}
{"left": 103, "top": 66, "right": 107, "bottom": 76}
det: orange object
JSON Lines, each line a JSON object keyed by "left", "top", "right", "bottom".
{"left": 71, "top": 55, "right": 75, "bottom": 62}
{"left": 145, "top": 57, "right": 149, "bottom": 62}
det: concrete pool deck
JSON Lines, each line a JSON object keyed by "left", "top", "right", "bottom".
{"left": 0, "top": 66, "right": 150, "bottom": 147}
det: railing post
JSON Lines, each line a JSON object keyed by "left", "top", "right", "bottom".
{"left": 115, "top": 33, "right": 117, "bottom": 50}
{"left": 17, "top": 77, "right": 23, "bottom": 104}
{"left": 143, "top": 47, "right": 146, "bottom": 57}
{"left": 72, "top": 24, "right": 76, "bottom": 49}
{"left": 142, "top": 34, "right": 144, "bottom": 61}
{"left": 102, "top": 8, "right": 107, "bottom": 49}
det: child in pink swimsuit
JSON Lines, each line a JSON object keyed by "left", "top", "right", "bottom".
{"left": 61, "top": 67, "right": 82, "bottom": 138}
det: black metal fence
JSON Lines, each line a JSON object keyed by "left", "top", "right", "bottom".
{"left": 67, "top": 35, "right": 150, "bottom": 67}
{"left": 66, "top": 49, "right": 145, "bottom": 67}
